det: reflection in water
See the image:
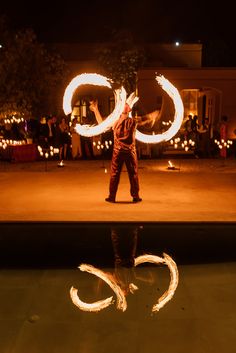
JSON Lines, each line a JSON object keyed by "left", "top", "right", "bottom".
{"left": 111, "top": 225, "right": 139, "bottom": 296}
{"left": 70, "top": 225, "right": 179, "bottom": 313}
{"left": 70, "top": 263, "right": 127, "bottom": 312}
{"left": 135, "top": 253, "right": 179, "bottom": 312}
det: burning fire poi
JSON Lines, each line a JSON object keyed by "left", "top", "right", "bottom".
{"left": 135, "top": 75, "right": 184, "bottom": 143}
{"left": 63, "top": 73, "right": 183, "bottom": 142}
{"left": 63, "top": 73, "right": 126, "bottom": 137}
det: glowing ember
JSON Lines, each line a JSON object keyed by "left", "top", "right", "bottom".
{"left": 134, "top": 253, "right": 179, "bottom": 312}
{"left": 63, "top": 73, "right": 126, "bottom": 137}
{"left": 135, "top": 75, "right": 184, "bottom": 143}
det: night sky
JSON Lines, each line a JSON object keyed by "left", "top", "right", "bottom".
{"left": 1, "top": 0, "right": 236, "bottom": 65}
{"left": 1, "top": 0, "right": 234, "bottom": 43}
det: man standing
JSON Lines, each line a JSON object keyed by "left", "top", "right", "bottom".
{"left": 90, "top": 94, "right": 158, "bottom": 203}
{"left": 105, "top": 100, "right": 142, "bottom": 203}
{"left": 106, "top": 92, "right": 159, "bottom": 203}
{"left": 42, "top": 115, "right": 57, "bottom": 148}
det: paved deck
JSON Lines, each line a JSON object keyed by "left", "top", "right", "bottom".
{"left": 0, "top": 158, "right": 236, "bottom": 221}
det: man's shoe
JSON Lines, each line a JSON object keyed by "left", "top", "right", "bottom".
{"left": 105, "top": 197, "right": 116, "bottom": 203}
{"left": 133, "top": 197, "right": 142, "bottom": 203}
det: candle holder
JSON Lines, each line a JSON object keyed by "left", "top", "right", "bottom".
{"left": 37, "top": 145, "right": 60, "bottom": 171}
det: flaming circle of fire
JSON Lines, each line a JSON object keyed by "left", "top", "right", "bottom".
{"left": 63, "top": 73, "right": 126, "bottom": 137}
{"left": 135, "top": 75, "right": 184, "bottom": 143}
{"left": 70, "top": 253, "right": 178, "bottom": 313}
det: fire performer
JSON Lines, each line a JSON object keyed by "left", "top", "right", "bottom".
{"left": 91, "top": 94, "right": 159, "bottom": 203}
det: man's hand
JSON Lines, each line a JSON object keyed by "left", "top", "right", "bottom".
{"left": 126, "top": 92, "right": 139, "bottom": 109}
{"left": 89, "top": 100, "right": 98, "bottom": 112}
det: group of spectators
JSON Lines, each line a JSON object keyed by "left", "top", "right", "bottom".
{"left": 0, "top": 115, "right": 97, "bottom": 161}
{"left": 36, "top": 115, "right": 96, "bottom": 160}
{"left": 183, "top": 114, "right": 231, "bottom": 158}
{"left": 0, "top": 111, "right": 234, "bottom": 160}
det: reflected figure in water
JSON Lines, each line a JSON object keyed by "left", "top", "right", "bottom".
{"left": 111, "top": 225, "right": 140, "bottom": 295}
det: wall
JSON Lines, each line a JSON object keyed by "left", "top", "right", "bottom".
{"left": 137, "top": 68, "right": 236, "bottom": 138}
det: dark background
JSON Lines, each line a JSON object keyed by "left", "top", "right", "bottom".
{"left": 2, "top": 0, "right": 235, "bottom": 66}
{"left": 1, "top": 1, "right": 234, "bottom": 44}
{"left": 1, "top": 222, "right": 236, "bottom": 268}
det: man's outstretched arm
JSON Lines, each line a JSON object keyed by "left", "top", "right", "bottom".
{"left": 89, "top": 100, "right": 103, "bottom": 124}
{"left": 136, "top": 110, "right": 160, "bottom": 127}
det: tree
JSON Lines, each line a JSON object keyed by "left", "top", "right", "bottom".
{"left": 97, "top": 30, "right": 146, "bottom": 94}
{"left": 0, "top": 16, "right": 68, "bottom": 120}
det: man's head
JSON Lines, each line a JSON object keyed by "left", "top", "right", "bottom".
{"left": 46, "top": 116, "right": 53, "bottom": 124}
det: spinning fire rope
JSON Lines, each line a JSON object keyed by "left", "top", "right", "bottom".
{"left": 135, "top": 75, "right": 184, "bottom": 143}
{"left": 63, "top": 73, "right": 126, "bottom": 137}
{"left": 63, "top": 73, "right": 184, "bottom": 143}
